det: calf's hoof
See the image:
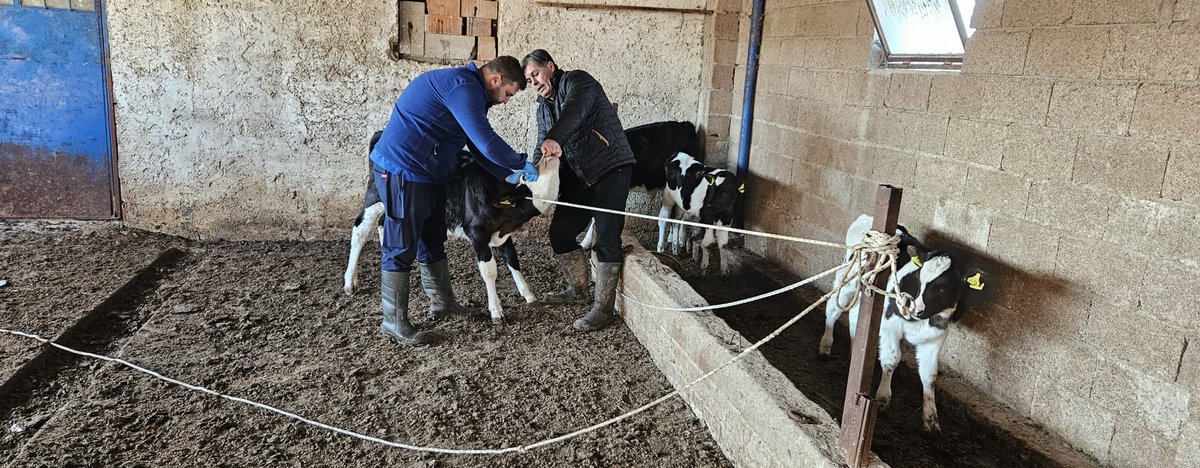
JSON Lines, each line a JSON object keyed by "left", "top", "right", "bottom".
{"left": 817, "top": 340, "right": 832, "bottom": 356}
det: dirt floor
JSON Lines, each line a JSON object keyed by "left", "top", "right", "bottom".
{"left": 635, "top": 229, "right": 1098, "bottom": 468}
{"left": 0, "top": 221, "right": 730, "bottom": 467}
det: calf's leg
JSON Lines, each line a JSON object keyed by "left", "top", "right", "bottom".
{"left": 916, "top": 336, "right": 947, "bottom": 432}
{"left": 497, "top": 237, "right": 537, "bottom": 304}
{"left": 874, "top": 318, "right": 903, "bottom": 409}
{"left": 344, "top": 202, "right": 384, "bottom": 295}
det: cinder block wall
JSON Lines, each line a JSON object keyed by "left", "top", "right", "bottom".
{"left": 725, "top": 1, "right": 1199, "bottom": 465}
{"left": 110, "top": 0, "right": 707, "bottom": 240}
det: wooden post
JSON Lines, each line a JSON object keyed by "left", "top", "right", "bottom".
{"left": 837, "top": 185, "right": 903, "bottom": 468}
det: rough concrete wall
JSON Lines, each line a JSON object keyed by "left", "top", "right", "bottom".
{"left": 732, "top": 1, "right": 1199, "bottom": 466}
{"left": 110, "top": 0, "right": 706, "bottom": 240}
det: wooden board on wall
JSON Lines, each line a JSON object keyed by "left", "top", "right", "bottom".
{"left": 476, "top": 36, "right": 496, "bottom": 60}
{"left": 426, "top": 14, "right": 463, "bottom": 35}
{"left": 461, "top": 0, "right": 499, "bottom": 19}
{"left": 425, "top": 33, "right": 475, "bottom": 60}
{"left": 537, "top": 0, "right": 707, "bottom": 11}
{"left": 427, "top": 0, "right": 461, "bottom": 16}
{"left": 465, "top": 17, "right": 494, "bottom": 37}
{"left": 398, "top": 1, "right": 426, "bottom": 56}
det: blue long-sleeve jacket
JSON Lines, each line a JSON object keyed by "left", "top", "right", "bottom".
{"left": 370, "top": 62, "right": 525, "bottom": 183}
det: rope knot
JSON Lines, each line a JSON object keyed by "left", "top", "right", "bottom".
{"left": 834, "top": 230, "right": 917, "bottom": 320}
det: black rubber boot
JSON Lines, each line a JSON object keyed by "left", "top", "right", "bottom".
{"left": 543, "top": 250, "right": 590, "bottom": 304}
{"left": 573, "top": 262, "right": 622, "bottom": 332}
{"left": 419, "top": 260, "right": 484, "bottom": 320}
{"left": 380, "top": 271, "right": 440, "bottom": 345}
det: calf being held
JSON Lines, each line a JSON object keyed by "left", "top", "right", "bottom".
{"left": 344, "top": 132, "right": 561, "bottom": 325}
{"left": 819, "top": 214, "right": 985, "bottom": 431}
{"left": 660, "top": 152, "right": 744, "bottom": 275}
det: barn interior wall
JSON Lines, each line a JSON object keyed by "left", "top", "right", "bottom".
{"left": 108, "top": 0, "right": 707, "bottom": 240}
{"left": 731, "top": 1, "right": 1199, "bottom": 465}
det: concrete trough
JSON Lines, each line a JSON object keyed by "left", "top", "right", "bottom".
{"left": 615, "top": 233, "right": 857, "bottom": 467}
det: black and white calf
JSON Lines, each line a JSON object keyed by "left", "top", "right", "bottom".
{"left": 343, "top": 133, "right": 561, "bottom": 324}
{"left": 661, "top": 152, "right": 743, "bottom": 275}
{"left": 579, "top": 120, "right": 702, "bottom": 249}
{"left": 819, "top": 214, "right": 984, "bottom": 431}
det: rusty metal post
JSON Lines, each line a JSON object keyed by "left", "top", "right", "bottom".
{"left": 837, "top": 185, "right": 903, "bottom": 468}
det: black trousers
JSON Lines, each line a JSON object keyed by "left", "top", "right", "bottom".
{"left": 549, "top": 164, "right": 632, "bottom": 263}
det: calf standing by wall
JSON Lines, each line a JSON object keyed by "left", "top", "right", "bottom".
{"left": 370, "top": 56, "right": 538, "bottom": 346}
{"left": 522, "top": 49, "right": 635, "bottom": 332}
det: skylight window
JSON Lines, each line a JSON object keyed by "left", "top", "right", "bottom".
{"left": 867, "top": 0, "right": 977, "bottom": 68}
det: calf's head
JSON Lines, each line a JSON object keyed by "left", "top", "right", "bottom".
{"left": 702, "top": 169, "right": 743, "bottom": 216}
{"left": 525, "top": 155, "right": 561, "bottom": 213}
{"left": 903, "top": 245, "right": 986, "bottom": 322}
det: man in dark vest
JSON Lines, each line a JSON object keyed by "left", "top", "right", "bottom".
{"left": 521, "top": 49, "right": 635, "bottom": 332}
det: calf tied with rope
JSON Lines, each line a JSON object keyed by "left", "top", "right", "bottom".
{"left": 820, "top": 214, "right": 987, "bottom": 432}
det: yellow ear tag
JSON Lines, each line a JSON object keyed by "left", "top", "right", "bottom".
{"left": 965, "top": 272, "right": 985, "bottom": 291}
{"left": 738, "top": 183, "right": 745, "bottom": 193}
{"left": 500, "top": 199, "right": 513, "bottom": 206}
{"left": 910, "top": 255, "right": 923, "bottom": 267}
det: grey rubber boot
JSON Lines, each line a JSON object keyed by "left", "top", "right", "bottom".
{"left": 573, "top": 262, "right": 622, "bottom": 332}
{"left": 419, "top": 260, "right": 484, "bottom": 320}
{"left": 380, "top": 271, "right": 439, "bottom": 345}
{"left": 543, "top": 250, "right": 591, "bottom": 304}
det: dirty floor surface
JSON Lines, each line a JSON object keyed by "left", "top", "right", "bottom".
{"left": 0, "top": 221, "right": 729, "bottom": 467}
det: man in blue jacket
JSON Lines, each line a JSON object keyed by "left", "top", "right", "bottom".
{"left": 522, "top": 50, "right": 635, "bottom": 332}
{"left": 371, "top": 56, "right": 539, "bottom": 346}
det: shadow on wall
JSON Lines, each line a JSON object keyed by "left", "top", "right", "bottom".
{"left": 920, "top": 230, "right": 1087, "bottom": 375}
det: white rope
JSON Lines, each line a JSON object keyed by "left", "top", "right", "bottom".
{"left": 620, "top": 261, "right": 846, "bottom": 312}
{"left": 0, "top": 328, "right": 519, "bottom": 455}
{"left": 522, "top": 284, "right": 840, "bottom": 451}
{"left": 526, "top": 197, "right": 847, "bottom": 249}
{"left": 0, "top": 198, "right": 912, "bottom": 454}
{"left": 830, "top": 229, "right": 917, "bottom": 320}
{"left": 0, "top": 264, "right": 841, "bottom": 456}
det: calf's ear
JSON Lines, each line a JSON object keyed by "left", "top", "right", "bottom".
{"left": 705, "top": 174, "right": 717, "bottom": 185}
{"left": 962, "top": 267, "right": 987, "bottom": 291}
{"left": 906, "top": 245, "right": 927, "bottom": 267}
{"left": 493, "top": 193, "right": 521, "bottom": 208}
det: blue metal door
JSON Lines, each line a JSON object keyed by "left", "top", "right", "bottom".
{"left": 0, "top": 0, "right": 117, "bottom": 219}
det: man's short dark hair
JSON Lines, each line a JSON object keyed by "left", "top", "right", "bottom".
{"left": 521, "top": 49, "right": 555, "bottom": 69}
{"left": 482, "top": 56, "right": 527, "bottom": 90}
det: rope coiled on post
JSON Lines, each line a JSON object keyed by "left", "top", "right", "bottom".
{"left": 831, "top": 229, "right": 916, "bottom": 320}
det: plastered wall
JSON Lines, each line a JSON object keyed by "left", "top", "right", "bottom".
{"left": 109, "top": 0, "right": 707, "bottom": 239}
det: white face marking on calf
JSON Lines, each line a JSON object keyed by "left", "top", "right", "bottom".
{"left": 918, "top": 256, "right": 952, "bottom": 284}
{"left": 914, "top": 255, "right": 953, "bottom": 317}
